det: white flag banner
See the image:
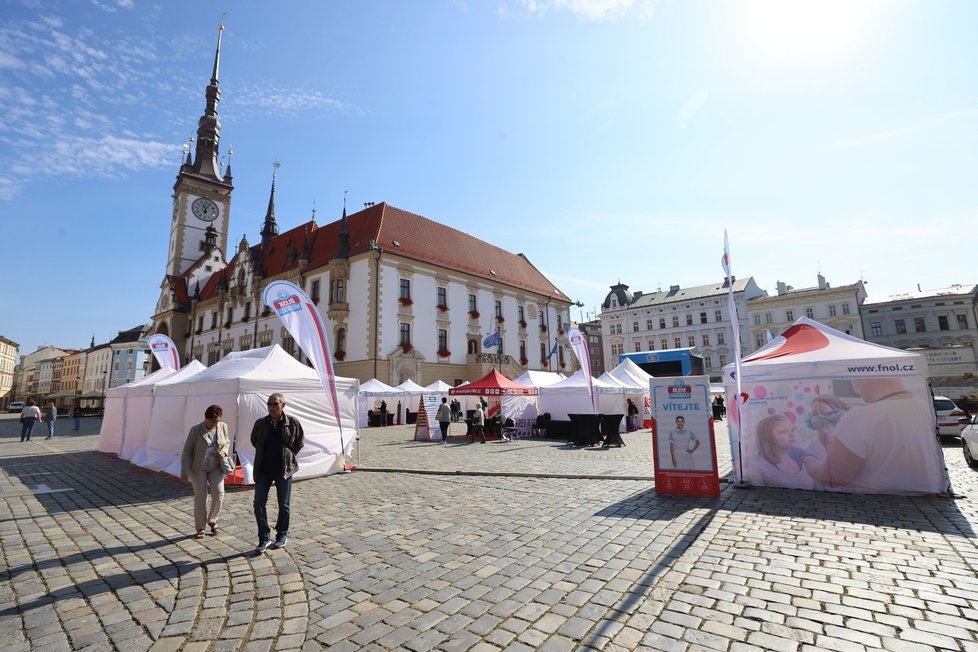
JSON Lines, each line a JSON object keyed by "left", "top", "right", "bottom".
{"left": 147, "top": 334, "right": 180, "bottom": 370}
{"left": 566, "top": 327, "right": 596, "bottom": 413}
{"left": 723, "top": 229, "right": 745, "bottom": 482}
{"left": 263, "top": 280, "right": 347, "bottom": 462}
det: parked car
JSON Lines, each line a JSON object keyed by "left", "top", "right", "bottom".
{"left": 934, "top": 395, "right": 966, "bottom": 437}
{"left": 7, "top": 401, "right": 25, "bottom": 413}
{"left": 961, "top": 414, "right": 978, "bottom": 468}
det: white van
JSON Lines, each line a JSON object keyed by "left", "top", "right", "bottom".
{"left": 7, "top": 401, "right": 25, "bottom": 413}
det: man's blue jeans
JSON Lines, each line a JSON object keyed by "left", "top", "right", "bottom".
{"left": 21, "top": 417, "right": 36, "bottom": 441}
{"left": 253, "top": 473, "right": 292, "bottom": 543}
{"left": 46, "top": 420, "right": 55, "bottom": 438}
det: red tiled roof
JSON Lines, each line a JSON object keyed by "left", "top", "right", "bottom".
{"left": 187, "top": 202, "right": 566, "bottom": 302}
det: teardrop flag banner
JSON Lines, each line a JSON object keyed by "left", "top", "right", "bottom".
{"left": 263, "top": 280, "right": 346, "bottom": 464}
{"left": 566, "top": 327, "right": 595, "bottom": 413}
{"left": 147, "top": 334, "right": 180, "bottom": 370}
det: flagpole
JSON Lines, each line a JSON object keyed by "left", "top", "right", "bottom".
{"left": 723, "top": 230, "right": 748, "bottom": 487}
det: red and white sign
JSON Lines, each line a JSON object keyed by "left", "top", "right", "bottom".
{"left": 650, "top": 376, "right": 720, "bottom": 497}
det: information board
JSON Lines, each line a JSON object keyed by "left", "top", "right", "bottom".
{"left": 650, "top": 376, "right": 720, "bottom": 496}
{"left": 413, "top": 395, "right": 443, "bottom": 441}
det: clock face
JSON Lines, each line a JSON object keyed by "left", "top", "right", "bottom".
{"left": 191, "top": 198, "right": 219, "bottom": 222}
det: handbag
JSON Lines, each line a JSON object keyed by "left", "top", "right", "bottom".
{"left": 219, "top": 452, "right": 235, "bottom": 475}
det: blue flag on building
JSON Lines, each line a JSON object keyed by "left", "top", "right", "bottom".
{"left": 483, "top": 330, "right": 501, "bottom": 348}
{"left": 547, "top": 342, "right": 558, "bottom": 359}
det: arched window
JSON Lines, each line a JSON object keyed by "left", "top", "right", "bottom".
{"left": 468, "top": 339, "right": 478, "bottom": 355}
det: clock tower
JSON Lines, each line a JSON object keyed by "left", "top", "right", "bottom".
{"left": 167, "top": 24, "right": 234, "bottom": 277}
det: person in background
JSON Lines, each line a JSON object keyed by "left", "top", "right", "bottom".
{"left": 626, "top": 398, "right": 640, "bottom": 431}
{"left": 450, "top": 398, "right": 461, "bottom": 422}
{"left": 436, "top": 397, "right": 452, "bottom": 443}
{"left": 42, "top": 401, "right": 57, "bottom": 440}
{"left": 181, "top": 404, "right": 232, "bottom": 539}
{"left": 251, "top": 392, "right": 304, "bottom": 553}
{"left": 72, "top": 404, "right": 82, "bottom": 431}
{"left": 380, "top": 400, "right": 388, "bottom": 427}
{"left": 20, "top": 400, "right": 41, "bottom": 442}
{"left": 473, "top": 401, "right": 486, "bottom": 443}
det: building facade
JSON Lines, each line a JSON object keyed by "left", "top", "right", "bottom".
{"left": 577, "top": 320, "right": 605, "bottom": 376}
{"left": 599, "top": 278, "right": 767, "bottom": 381}
{"left": 0, "top": 336, "right": 18, "bottom": 408}
{"left": 861, "top": 284, "right": 978, "bottom": 400}
{"left": 150, "top": 30, "right": 572, "bottom": 385}
{"left": 108, "top": 325, "right": 151, "bottom": 389}
{"left": 747, "top": 275, "right": 866, "bottom": 349}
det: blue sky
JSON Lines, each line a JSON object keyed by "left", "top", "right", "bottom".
{"left": 2, "top": 0, "right": 976, "bottom": 357}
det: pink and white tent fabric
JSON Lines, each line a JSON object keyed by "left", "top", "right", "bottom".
{"left": 723, "top": 317, "right": 949, "bottom": 495}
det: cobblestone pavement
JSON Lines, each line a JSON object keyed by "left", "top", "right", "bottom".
{"left": 2, "top": 414, "right": 978, "bottom": 651}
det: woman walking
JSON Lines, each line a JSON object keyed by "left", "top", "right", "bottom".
{"left": 181, "top": 405, "right": 233, "bottom": 539}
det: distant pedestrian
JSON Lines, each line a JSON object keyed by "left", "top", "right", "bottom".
{"left": 450, "top": 398, "right": 461, "bottom": 422}
{"left": 20, "top": 400, "right": 41, "bottom": 442}
{"left": 251, "top": 393, "right": 304, "bottom": 553}
{"left": 473, "top": 402, "right": 486, "bottom": 443}
{"left": 380, "top": 400, "right": 388, "bottom": 427}
{"left": 42, "top": 401, "right": 57, "bottom": 440}
{"left": 626, "top": 398, "right": 640, "bottom": 431}
{"left": 436, "top": 397, "right": 452, "bottom": 443}
{"left": 72, "top": 405, "right": 81, "bottom": 431}
{"left": 181, "top": 404, "right": 233, "bottom": 539}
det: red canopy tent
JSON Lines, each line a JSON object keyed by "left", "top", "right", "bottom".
{"left": 449, "top": 369, "right": 538, "bottom": 397}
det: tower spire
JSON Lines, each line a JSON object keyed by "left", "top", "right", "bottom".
{"left": 192, "top": 23, "right": 225, "bottom": 180}
{"left": 335, "top": 192, "right": 350, "bottom": 260}
{"left": 261, "top": 162, "right": 280, "bottom": 250}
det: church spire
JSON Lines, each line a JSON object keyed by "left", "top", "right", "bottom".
{"left": 260, "top": 163, "right": 280, "bottom": 250}
{"left": 191, "top": 24, "right": 225, "bottom": 180}
{"left": 335, "top": 194, "right": 350, "bottom": 260}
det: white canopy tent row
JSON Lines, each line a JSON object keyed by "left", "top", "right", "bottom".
{"left": 538, "top": 371, "right": 626, "bottom": 424}
{"left": 357, "top": 378, "right": 402, "bottom": 428}
{"left": 606, "top": 358, "right": 654, "bottom": 428}
{"left": 123, "top": 345, "right": 359, "bottom": 483}
{"left": 98, "top": 363, "right": 181, "bottom": 458}
{"left": 724, "top": 317, "right": 950, "bottom": 496}
{"left": 394, "top": 379, "right": 429, "bottom": 424}
{"left": 117, "top": 361, "right": 208, "bottom": 461}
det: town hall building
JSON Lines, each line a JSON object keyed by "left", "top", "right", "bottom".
{"left": 150, "top": 27, "right": 573, "bottom": 386}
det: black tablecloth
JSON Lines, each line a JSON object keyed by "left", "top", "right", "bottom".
{"left": 600, "top": 413, "right": 625, "bottom": 447}
{"left": 568, "top": 413, "right": 603, "bottom": 446}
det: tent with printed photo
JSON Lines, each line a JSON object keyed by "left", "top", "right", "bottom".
{"left": 98, "top": 364, "right": 185, "bottom": 457}
{"left": 723, "top": 317, "right": 949, "bottom": 495}
{"left": 357, "top": 379, "right": 402, "bottom": 427}
{"left": 134, "top": 345, "right": 359, "bottom": 483}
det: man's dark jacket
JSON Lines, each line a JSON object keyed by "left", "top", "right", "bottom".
{"left": 251, "top": 413, "right": 304, "bottom": 478}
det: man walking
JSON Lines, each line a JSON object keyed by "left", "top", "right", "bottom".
{"left": 43, "top": 401, "right": 57, "bottom": 440}
{"left": 436, "top": 397, "right": 452, "bottom": 443}
{"left": 251, "top": 392, "right": 304, "bottom": 554}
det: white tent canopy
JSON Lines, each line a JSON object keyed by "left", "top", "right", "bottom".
{"left": 724, "top": 317, "right": 948, "bottom": 495}
{"left": 98, "top": 364, "right": 180, "bottom": 456}
{"left": 134, "top": 345, "right": 359, "bottom": 482}
{"left": 117, "top": 361, "right": 208, "bottom": 461}
{"left": 514, "top": 370, "right": 565, "bottom": 388}
{"left": 606, "top": 358, "right": 653, "bottom": 428}
{"left": 357, "top": 379, "right": 402, "bottom": 427}
{"left": 538, "top": 370, "right": 625, "bottom": 421}
{"left": 425, "top": 380, "right": 452, "bottom": 392}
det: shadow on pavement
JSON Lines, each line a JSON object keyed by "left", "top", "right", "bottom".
{"left": 596, "top": 482, "right": 976, "bottom": 538}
